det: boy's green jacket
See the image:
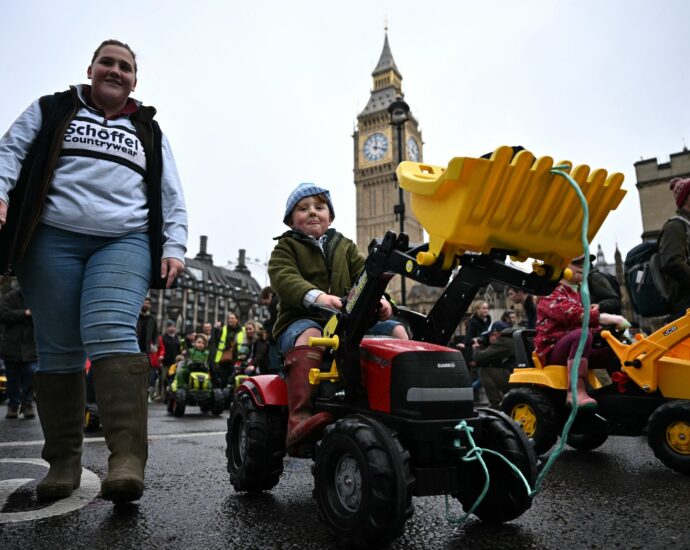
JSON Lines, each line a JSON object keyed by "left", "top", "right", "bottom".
{"left": 268, "top": 228, "right": 365, "bottom": 339}
{"left": 187, "top": 348, "right": 209, "bottom": 365}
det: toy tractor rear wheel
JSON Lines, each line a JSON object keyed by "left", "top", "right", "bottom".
{"left": 173, "top": 389, "right": 186, "bottom": 417}
{"left": 648, "top": 400, "right": 690, "bottom": 474}
{"left": 212, "top": 389, "right": 224, "bottom": 416}
{"left": 226, "top": 392, "right": 286, "bottom": 492}
{"left": 455, "top": 408, "right": 537, "bottom": 524}
{"left": 313, "top": 415, "right": 414, "bottom": 549}
{"left": 501, "top": 387, "right": 560, "bottom": 455}
{"left": 566, "top": 431, "right": 608, "bottom": 452}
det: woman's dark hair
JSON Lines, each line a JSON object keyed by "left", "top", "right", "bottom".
{"left": 91, "top": 39, "right": 138, "bottom": 74}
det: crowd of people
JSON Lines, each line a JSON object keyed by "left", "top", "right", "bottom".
{"left": 136, "top": 291, "right": 279, "bottom": 401}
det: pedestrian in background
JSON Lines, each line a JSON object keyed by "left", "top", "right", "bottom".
{"left": 658, "top": 177, "right": 690, "bottom": 319}
{"left": 507, "top": 287, "right": 537, "bottom": 329}
{"left": 463, "top": 301, "right": 491, "bottom": 402}
{"left": 136, "top": 296, "right": 159, "bottom": 355}
{"left": 0, "top": 39, "right": 188, "bottom": 503}
{"left": 236, "top": 320, "right": 268, "bottom": 375}
{"left": 500, "top": 310, "right": 518, "bottom": 327}
{"left": 0, "top": 286, "right": 38, "bottom": 419}
{"left": 472, "top": 320, "right": 517, "bottom": 409}
{"left": 210, "top": 312, "right": 243, "bottom": 389}
{"left": 260, "top": 286, "right": 280, "bottom": 373}
{"left": 161, "top": 320, "right": 182, "bottom": 398}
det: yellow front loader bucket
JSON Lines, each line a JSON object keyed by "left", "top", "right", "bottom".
{"left": 396, "top": 146, "right": 626, "bottom": 277}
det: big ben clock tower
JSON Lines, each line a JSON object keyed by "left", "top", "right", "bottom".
{"left": 353, "top": 31, "right": 424, "bottom": 303}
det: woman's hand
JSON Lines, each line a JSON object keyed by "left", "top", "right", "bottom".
{"left": 161, "top": 258, "right": 184, "bottom": 289}
{"left": 0, "top": 200, "right": 7, "bottom": 230}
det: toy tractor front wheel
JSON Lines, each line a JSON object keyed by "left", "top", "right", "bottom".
{"left": 173, "top": 389, "right": 186, "bottom": 417}
{"left": 313, "top": 415, "right": 414, "bottom": 549}
{"left": 226, "top": 392, "right": 286, "bottom": 492}
{"left": 501, "top": 387, "right": 560, "bottom": 455}
{"left": 211, "top": 389, "right": 224, "bottom": 416}
{"left": 648, "top": 400, "right": 690, "bottom": 474}
{"left": 455, "top": 408, "right": 537, "bottom": 524}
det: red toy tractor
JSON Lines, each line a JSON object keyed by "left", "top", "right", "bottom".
{"left": 225, "top": 147, "right": 626, "bottom": 548}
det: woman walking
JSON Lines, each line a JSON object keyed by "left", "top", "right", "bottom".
{"left": 0, "top": 39, "right": 188, "bottom": 503}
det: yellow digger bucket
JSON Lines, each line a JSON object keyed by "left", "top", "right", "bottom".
{"left": 396, "top": 146, "right": 626, "bottom": 277}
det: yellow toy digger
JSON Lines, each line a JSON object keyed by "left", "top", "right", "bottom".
{"left": 502, "top": 313, "right": 690, "bottom": 473}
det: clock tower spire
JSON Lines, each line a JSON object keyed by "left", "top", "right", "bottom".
{"left": 353, "top": 31, "right": 424, "bottom": 303}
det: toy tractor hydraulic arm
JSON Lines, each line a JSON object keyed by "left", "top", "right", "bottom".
{"left": 417, "top": 252, "right": 559, "bottom": 346}
{"left": 335, "top": 230, "right": 558, "bottom": 368}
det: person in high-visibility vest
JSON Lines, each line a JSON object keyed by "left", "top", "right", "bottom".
{"left": 211, "top": 312, "right": 244, "bottom": 389}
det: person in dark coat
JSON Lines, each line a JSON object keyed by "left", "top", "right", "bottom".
{"left": 472, "top": 321, "right": 516, "bottom": 409}
{"left": 463, "top": 301, "right": 492, "bottom": 366}
{"left": 0, "top": 287, "right": 38, "bottom": 419}
{"left": 507, "top": 287, "right": 536, "bottom": 329}
{"left": 583, "top": 254, "right": 622, "bottom": 315}
{"left": 260, "top": 286, "right": 280, "bottom": 373}
{"left": 659, "top": 177, "right": 690, "bottom": 319}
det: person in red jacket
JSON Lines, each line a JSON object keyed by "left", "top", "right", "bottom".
{"left": 534, "top": 255, "right": 629, "bottom": 410}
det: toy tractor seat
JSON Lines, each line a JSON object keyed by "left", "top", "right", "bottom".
{"left": 513, "top": 329, "right": 536, "bottom": 369}
{"left": 396, "top": 145, "right": 626, "bottom": 276}
{"left": 509, "top": 328, "right": 604, "bottom": 390}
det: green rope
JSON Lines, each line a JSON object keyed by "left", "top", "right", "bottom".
{"left": 533, "top": 165, "right": 592, "bottom": 493}
{"left": 445, "top": 164, "right": 593, "bottom": 522}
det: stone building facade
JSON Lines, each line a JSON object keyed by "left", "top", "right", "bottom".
{"left": 635, "top": 148, "right": 690, "bottom": 240}
{"left": 148, "top": 236, "right": 266, "bottom": 334}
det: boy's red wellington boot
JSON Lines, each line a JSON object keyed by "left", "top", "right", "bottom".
{"left": 284, "top": 346, "right": 333, "bottom": 456}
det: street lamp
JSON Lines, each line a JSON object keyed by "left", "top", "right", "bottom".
{"left": 388, "top": 95, "right": 410, "bottom": 305}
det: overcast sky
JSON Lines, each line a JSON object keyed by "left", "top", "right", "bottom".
{"left": 2, "top": 1, "right": 688, "bottom": 285}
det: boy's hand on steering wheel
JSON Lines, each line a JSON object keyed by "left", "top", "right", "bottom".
{"left": 315, "top": 293, "right": 343, "bottom": 310}
{"left": 377, "top": 298, "right": 393, "bottom": 320}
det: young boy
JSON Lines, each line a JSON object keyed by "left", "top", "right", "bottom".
{"left": 268, "top": 182, "right": 407, "bottom": 455}
{"left": 175, "top": 334, "right": 209, "bottom": 389}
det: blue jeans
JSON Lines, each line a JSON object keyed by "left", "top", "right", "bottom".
{"left": 15, "top": 224, "right": 151, "bottom": 374}
{"left": 5, "top": 360, "right": 38, "bottom": 406}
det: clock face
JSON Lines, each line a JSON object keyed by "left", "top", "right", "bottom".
{"left": 363, "top": 132, "right": 389, "bottom": 162}
{"left": 406, "top": 137, "right": 420, "bottom": 162}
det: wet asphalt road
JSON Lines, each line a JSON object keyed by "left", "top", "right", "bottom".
{"left": 1, "top": 403, "right": 689, "bottom": 550}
